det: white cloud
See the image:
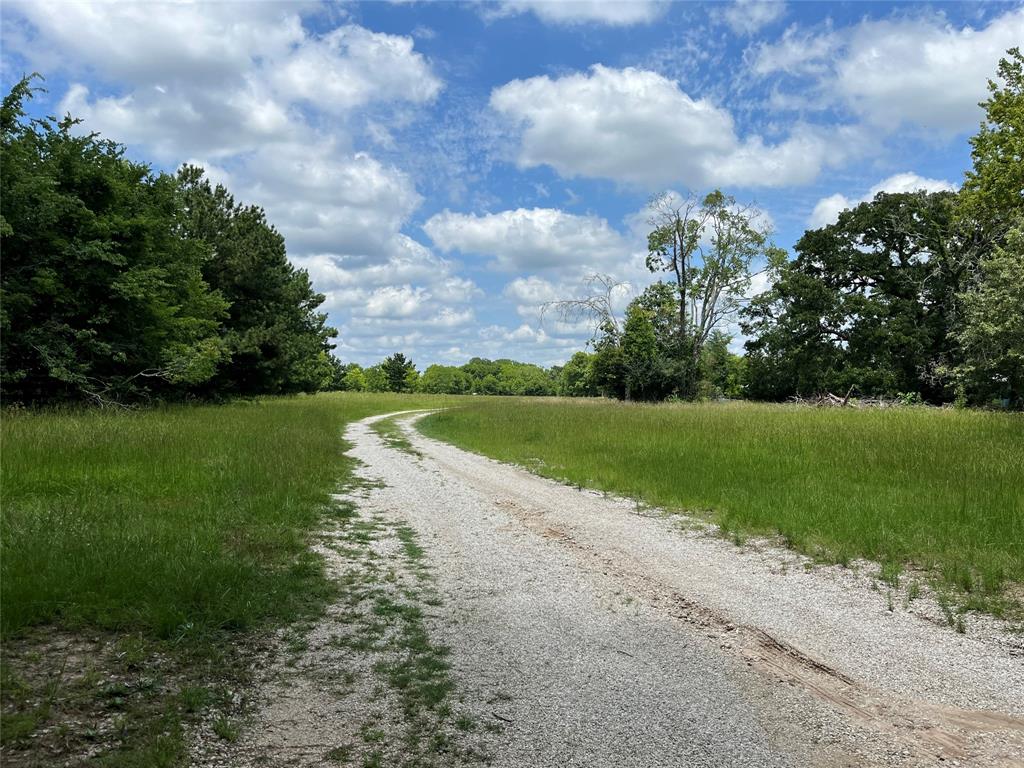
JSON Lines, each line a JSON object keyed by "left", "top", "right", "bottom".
{"left": 272, "top": 25, "right": 441, "bottom": 113}
{"left": 363, "top": 285, "right": 429, "bottom": 318}
{"left": 807, "top": 172, "right": 957, "bottom": 229}
{"left": 487, "top": 1, "right": 666, "bottom": 26}
{"left": 6, "top": 1, "right": 307, "bottom": 86}
{"left": 752, "top": 8, "right": 1024, "bottom": 134}
{"left": 723, "top": 0, "right": 786, "bottom": 36}
{"left": 491, "top": 65, "right": 836, "bottom": 188}
{"left": 424, "top": 207, "right": 628, "bottom": 271}
{"left": 240, "top": 144, "right": 423, "bottom": 257}
{"left": 504, "top": 276, "right": 561, "bottom": 307}
{"left": 748, "top": 24, "right": 839, "bottom": 77}
{"left": 59, "top": 81, "right": 295, "bottom": 161}
{"left": 14, "top": 3, "right": 442, "bottom": 161}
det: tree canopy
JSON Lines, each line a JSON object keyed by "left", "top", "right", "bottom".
{"left": 1, "top": 77, "right": 336, "bottom": 405}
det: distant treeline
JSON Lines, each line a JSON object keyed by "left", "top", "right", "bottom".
{"left": 327, "top": 345, "right": 740, "bottom": 399}
{"left": 1, "top": 77, "right": 337, "bottom": 406}
{"left": 328, "top": 354, "right": 562, "bottom": 396}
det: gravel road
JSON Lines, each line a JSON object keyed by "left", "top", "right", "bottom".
{"left": 198, "top": 410, "right": 1024, "bottom": 768}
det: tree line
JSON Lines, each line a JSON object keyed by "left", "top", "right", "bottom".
{"left": 328, "top": 354, "right": 562, "bottom": 396}
{"left": 554, "top": 49, "right": 1023, "bottom": 408}
{"left": 1, "top": 77, "right": 338, "bottom": 405}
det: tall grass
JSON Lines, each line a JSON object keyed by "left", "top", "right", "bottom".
{"left": 419, "top": 399, "right": 1024, "bottom": 605}
{"left": 0, "top": 393, "right": 447, "bottom": 641}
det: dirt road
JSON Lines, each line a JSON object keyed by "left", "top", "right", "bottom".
{"left": 197, "top": 411, "right": 1024, "bottom": 768}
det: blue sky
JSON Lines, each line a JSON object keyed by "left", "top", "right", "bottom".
{"left": 3, "top": 1, "right": 1021, "bottom": 366}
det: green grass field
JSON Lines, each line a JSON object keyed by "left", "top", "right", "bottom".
{"left": 419, "top": 399, "right": 1024, "bottom": 612}
{"left": 3, "top": 393, "right": 1022, "bottom": 764}
{"left": 0, "top": 392, "right": 451, "bottom": 764}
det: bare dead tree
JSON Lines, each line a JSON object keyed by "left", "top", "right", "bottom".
{"left": 540, "top": 273, "right": 631, "bottom": 341}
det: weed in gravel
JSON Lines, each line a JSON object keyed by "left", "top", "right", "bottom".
{"left": 371, "top": 417, "right": 424, "bottom": 458}
{"left": 327, "top": 744, "right": 354, "bottom": 763}
{"left": 212, "top": 715, "right": 239, "bottom": 742}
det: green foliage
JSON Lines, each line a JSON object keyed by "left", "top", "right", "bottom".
{"left": 955, "top": 219, "right": 1024, "bottom": 404}
{"left": 645, "top": 190, "right": 775, "bottom": 395}
{"left": 381, "top": 353, "right": 417, "bottom": 393}
{"left": 363, "top": 365, "right": 388, "bottom": 392}
{"left": 699, "top": 331, "right": 745, "bottom": 399}
{"left": 741, "top": 49, "right": 1023, "bottom": 407}
{"left": 959, "top": 47, "right": 1024, "bottom": 238}
{"left": 176, "top": 166, "right": 336, "bottom": 396}
{"left": 342, "top": 363, "right": 367, "bottom": 392}
{"left": 0, "top": 77, "right": 228, "bottom": 404}
{"left": 0, "top": 78, "right": 337, "bottom": 405}
{"left": 418, "top": 365, "right": 472, "bottom": 394}
{"left": 742, "top": 191, "right": 963, "bottom": 402}
{"left": 557, "top": 352, "right": 599, "bottom": 397}
{"left": 458, "top": 357, "right": 556, "bottom": 396}
{"left": 953, "top": 48, "right": 1024, "bottom": 406}
{"left": 421, "top": 400, "right": 1024, "bottom": 610}
{"left": 620, "top": 305, "right": 661, "bottom": 401}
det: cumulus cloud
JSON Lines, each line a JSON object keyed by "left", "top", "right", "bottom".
{"left": 241, "top": 144, "right": 424, "bottom": 257}
{"left": 491, "top": 65, "right": 836, "bottom": 188}
{"left": 5, "top": 1, "right": 306, "bottom": 86}
{"left": 752, "top": 8, "right": 1024, "bottom": 134}
{"left": 272, "top": 25, "right": 441, "bottom": 113}
{"left": 504, "top": 276, "right": 562, "bottom": 307}
{"left": 807, "top": 172, "right": 957, "bottom": 229}
{"left": 13, "top": 3, "right": 441, "bottom": 160}
{"left": 58, "top": 81, "right": 295, "bottom": 160}
{"left": 723, "top": 0, "right": 786, "bottom": 36}
{"left": 486, "top": 1, "right": 666, "bottom": 26}
{"left": 424, "top": 207, "right": 629, "bottom": 271}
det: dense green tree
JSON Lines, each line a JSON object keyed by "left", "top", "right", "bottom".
{"left": 341, "top": 363, "right": 367, "bottom": 392}
{"left": 953, "top": 48, "right": 1024, "bottom": 405}
{"left": 363, "top": 364, "right": 387, "bottom": 392}
{"left": 419, "top": 364, "right": 471, "bottom": 394}
{"left": 958, "top": 48, "right": 1024, "bottom": 242}
{"left": 176, "top": 166, "right": 336, "bottom": 396}
{"left": 478, "top": 373, "right": 501, "bottom": 395}
{"left": 954, "top": 218, "right": 1024, "bottom": 404}
{"left": 558, "top": 351, "right": 598, "bottom": 397}
{"left": 381, "top": 353, "right": 416, "bottom": 393}
{"left": 620, "top": 306, "right": 662, "bottom": 401}
{"left": 698, "top": 331, "right": 745, "bottom": 399}
{"left": 456, "top": 357, "right": 555, "bottom": 396}
{"left": 588, "top": 337, "right": 625, "bottom": 400}
{"left": 742, "top": 191, "right": 963, "bottom": 401}
{"left": 462, "top": 357, "right": 502, "bottom": 384}
{"left": 1, "top": 78, "right": 228, "bottom": 404}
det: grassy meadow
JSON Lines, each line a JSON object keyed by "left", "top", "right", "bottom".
{"left": 0, "top": 392, "right": 451, "bottom": 764}
{"left": 3, "top": 392, "right": 1021, "bottom": 764}
{"left": 419, "top": 399, "right": 1024, "bottom": 612}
